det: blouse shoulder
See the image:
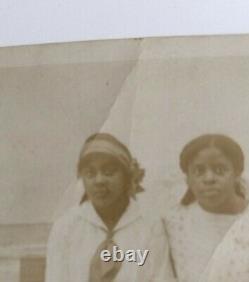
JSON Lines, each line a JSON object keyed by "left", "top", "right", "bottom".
{"left": 147, "top": 217, "right": 167, "bottom": 238}
{"left": 199, "top": 208, "right": 249, "bottom": 282}
{"left": 162, "top": 202, "right": 190, "bottom": 224}
{"left": 226, "top": 207, "right": 249, "bottom": 246}
{"left": 49, "top": 205, "right": 82, "bottom": 241}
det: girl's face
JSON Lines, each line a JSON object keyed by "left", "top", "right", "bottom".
{"left": 80, "top": 153, "right": 128, "bottom": 210}
{"left": 187, "top": 146, "right": 239, "bottom": 212}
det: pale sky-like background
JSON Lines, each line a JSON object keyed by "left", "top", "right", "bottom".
{"left": 1, "top": 1, "right": 249, "bottom": 47}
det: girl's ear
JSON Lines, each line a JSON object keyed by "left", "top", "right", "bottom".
{"left": 80, "top": 193, "right": 88, "bottom": 204}
{"left": 235, "top": 177, "right": 246, "bottom": 199}
{"left": 181, "top": 175, "right": 196, "bottom": 205}
{"left": 186, "top": 173, "right": 191, "bottom": 188}
{"left": 79, "top": 178, "right": 88, "bottom": 205}
{"left": 181, "top": 188, "right": 195, "bottom": 205}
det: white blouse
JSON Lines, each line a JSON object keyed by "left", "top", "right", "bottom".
{"left": 164, "top": 201, "right": 239, "bottom": 282}
{"left": 45, "top": 199, "right": 176, "bottom": 282}
{"left": 199, "top": 206, "right": 249, "bottom": 282}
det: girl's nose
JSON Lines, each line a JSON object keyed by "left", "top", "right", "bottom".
{"left": 94, "top": 172, "right": 105, "bottom": 184}
{"left": 203, "top": 169, "right": 216, "bottom": 183}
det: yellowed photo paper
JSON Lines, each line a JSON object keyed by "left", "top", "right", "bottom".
{"left": 1, "top": 35, "right": 249, "bottom": 282}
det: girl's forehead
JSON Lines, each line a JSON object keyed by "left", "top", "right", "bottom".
{"left": 191, "top": 146, "right": 231, "bottom": 164}
{"left": 83, "top": 153, "right": 119, "bottom": 167}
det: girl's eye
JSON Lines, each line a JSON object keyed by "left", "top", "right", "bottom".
{"left": 83, "top": 169, "right": 95, "bottom": 178}
{"left": 103, "top": 167, "right": 116, "bottom": 176}
{"left": 192, "top": 165, "right": 205, "bottom": 176}
{"left": 213, "top": 165, "right": 226, "bottom": 175}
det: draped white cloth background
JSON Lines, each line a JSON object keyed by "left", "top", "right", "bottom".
{"left": 55, "top": 37, "right": 249, "bottom": 219}
{"left": 0, "top": 39, "right": 141, "bottom": 224}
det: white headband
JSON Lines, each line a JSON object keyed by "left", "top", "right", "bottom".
{"left": 81, "top": 139, "right": 131, "bottom": 168}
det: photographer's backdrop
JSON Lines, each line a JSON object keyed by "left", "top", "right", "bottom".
{"left": 2, "top": 35, "right": 249, "bottom": 236}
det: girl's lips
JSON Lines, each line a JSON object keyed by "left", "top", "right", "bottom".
{"left": 94, "top": 191, "right": 109, "bottom": 198}
{"left": 200, "top": 189, "right": 220, "bottom": 197}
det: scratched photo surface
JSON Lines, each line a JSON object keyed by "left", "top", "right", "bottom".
{"left": 1, "top": 35, "right": 249, "bottom": 282}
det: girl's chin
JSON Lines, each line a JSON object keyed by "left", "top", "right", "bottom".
{"left": 198, "top": 199, "right": 223, "bottom": 211}
{"left": 92, "top": 198, "right": 113, "bottom": 208}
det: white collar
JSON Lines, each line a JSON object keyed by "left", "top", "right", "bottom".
{"left": 77, "top": 198, "right": 142, "bottom": 232}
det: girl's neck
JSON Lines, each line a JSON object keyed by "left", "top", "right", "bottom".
{"left": 200, "top": 194, "right": 248, "bottom": 215}
{"left": 95, "top": 196, "right": 129, "bottom": 230}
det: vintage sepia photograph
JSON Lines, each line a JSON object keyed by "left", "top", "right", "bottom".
{"left": 1, "top": 35, "right": 249, "bottom": 282}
